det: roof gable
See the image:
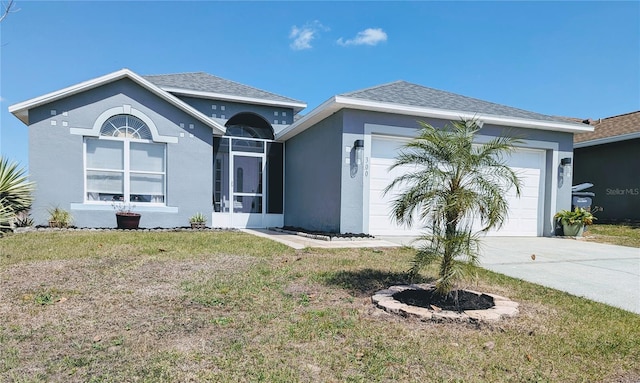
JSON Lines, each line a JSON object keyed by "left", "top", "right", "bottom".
{"left": 8, "top": 69, "right": 227, "bottom": 135}
{"left": 143, "top": 72, "right": 306, "bottom": 112}
{"left": 574, "top": 111, "right": 640, "bottom": 147}
{"left": 340, "top": 80, "right": 572, "bottom": 124}
{"left": 277, "top": 80, "right": 593, "bottom": 141}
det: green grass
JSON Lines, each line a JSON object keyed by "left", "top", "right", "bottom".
{"left": 0, "top": 230, "right": 638, "bottom": 382}
{"left": 584, "top": 224, "right": 640, "bottom": 248}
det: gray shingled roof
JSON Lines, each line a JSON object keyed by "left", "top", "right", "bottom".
{"left": 340, "top": 81, "right": 570, "bottom": 123}
{"left": 144, "top": 72, "right": 305, "bottom": 105}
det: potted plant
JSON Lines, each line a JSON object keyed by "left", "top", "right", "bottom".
{"left": 113, "top": 202, "right": 141, "bottom": 229}
{"left": 189, "top": 212, "right": 207, "bottom": 229}
{"left": 554, "top": 207, "right": 596, "bottom": 237}
{"left": 48, "top": 207, "right": 72, "bottom": 228}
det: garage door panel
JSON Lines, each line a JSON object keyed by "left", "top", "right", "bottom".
{"left": 370, "top": 179, "right": 392, "bottom": 192}
{"left": 476, "top": 165, "right": 541, "bottom": 236}
{"left": 369, "top": 136, "right": 545, "bottom": 237}
{"left": 505, "top": 150, "right": 543, "bottom": 168}
{"left": 369, "top": 149, "right": 424, "bottom": 236}
{"left": 369, "top": 214, "right": 422, "bottom": 236}
{"left": 519, "top": 196, "right": 539, "bottom": 209}
{"left": 370, "top": 160, "right": 394, "bottom": 172}
{"left": 371, "top": 138, "right": 408, "bottom": 159}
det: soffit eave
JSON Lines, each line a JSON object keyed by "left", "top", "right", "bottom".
{"left": 276, "top": 96, "right": 593, "bottom": 141}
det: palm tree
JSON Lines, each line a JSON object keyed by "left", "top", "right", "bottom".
{"left": 384, "top": 119, "right": 522, "bottom": 295}
{"left": 0, "top": 157, "right": 35, "bottom": 229}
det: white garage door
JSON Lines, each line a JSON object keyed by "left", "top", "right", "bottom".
{"left": 368, "top": 136, "right": 545, "bottom": 237}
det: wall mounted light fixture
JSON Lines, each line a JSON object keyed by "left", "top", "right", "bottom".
{"left": 349, "top": 139, "right": 365, "bottom": 178}
{"left": 560, "top": 157, "right": 572, "bottom": 178}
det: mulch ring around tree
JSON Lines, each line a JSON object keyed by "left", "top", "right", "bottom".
{"left": 394, "top": 288, "right": 495, "bottom": 311}
{"left": 371, "top": 284, "right": 519, "bottom": 323}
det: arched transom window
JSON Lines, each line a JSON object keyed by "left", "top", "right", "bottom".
{"left": 225, "top": 112, "right": 274, "bottom": 140}
{"left": 85, "top": 114, "right": 166, "bottom": 205}
{"left": 100, "top": 114, "right": 153, "bottom": 139}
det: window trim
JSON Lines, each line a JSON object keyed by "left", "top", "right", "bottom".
{"left": 70, "top": 105, "right": 178, "bottom": 143}
{"left": 83, "top": 135, "right": 167, "bottom": 207}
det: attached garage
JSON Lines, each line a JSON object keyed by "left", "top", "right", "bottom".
{"left": 280, "top": 80, "right": 591, "bottom": 236}
{"left": 367, "top": 135, "right": 546, "bottom": 237}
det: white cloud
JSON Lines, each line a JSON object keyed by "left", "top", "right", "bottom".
{"left": 337, "top": 28, "right": 388, "bottom": 47}
{"left": 289, "top": 21, "right": 327, "bottom": 51}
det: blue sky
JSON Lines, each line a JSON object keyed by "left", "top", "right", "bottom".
{"left": 1, "top": 1, "right": 638, "bottom": 167}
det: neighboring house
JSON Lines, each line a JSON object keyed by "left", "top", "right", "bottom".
{"left": 9, "top": 69, "right": 592, "bottom": 236}
{"left": 573, "top": 111, "right": 640, "bottom": 223}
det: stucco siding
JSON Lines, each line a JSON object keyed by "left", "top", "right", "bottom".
{"left": 29, "top": 120, "right": 84, "bottom": 224}
{"left": 284, "top": 111, "right": 343, "bottom": 232}
{"left": 28, "top": 78, "right": 213, "bottom": 228}
{"left": 176, "top": 95, "right": 294, "bottom": 127}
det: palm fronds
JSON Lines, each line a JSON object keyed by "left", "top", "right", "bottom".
{"left": 385, "top": 119, "right": 522, "bottom": 294}
{"left": 0, "top": 157, "right": 35, "bottom": 229}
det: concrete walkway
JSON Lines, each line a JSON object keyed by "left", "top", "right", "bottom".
{"left": 244, "top": 229, "right": 640, "bottom": 314}
{"left": 241, "top": 229, "right": 401, "bottom": 250}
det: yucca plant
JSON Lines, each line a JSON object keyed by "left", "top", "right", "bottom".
{"left": 47, "top": 207, "right": 72, "bottom": 228}
{"left": 0, "top": 157, "right": 35, "bottom": 230}
{"left": 189, "top": 212, "right": 207, "bottom": 224}
{"left": 14, "top": 211, "right": 35, "bottom": 227}
{"left": 385, "top": 119, "right": 522, "bottom": 295}
{"left": 189, "top": 212, "right": 207, "bottom": 229}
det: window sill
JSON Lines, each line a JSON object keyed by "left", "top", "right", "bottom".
{"left": 70, "top": 203, "right": 178, "bottom": 214}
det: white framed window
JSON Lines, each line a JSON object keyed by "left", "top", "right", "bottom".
{"left": 85, "top": 114, "right": 166, "bottom": 204}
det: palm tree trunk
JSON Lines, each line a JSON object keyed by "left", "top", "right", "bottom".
{"left": 438, "top": 211, "right": 458, "bottom": 295}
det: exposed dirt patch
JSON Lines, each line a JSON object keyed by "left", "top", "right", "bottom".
{"left": 284, "top": 278, "right": 358, "bottom": 307}
{"left": 602, "top": 369, "right": 640, "bottom": 383}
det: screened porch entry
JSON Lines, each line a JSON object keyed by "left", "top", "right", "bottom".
{"left": 212, "top": 115, "right": 284, "bottom": 228}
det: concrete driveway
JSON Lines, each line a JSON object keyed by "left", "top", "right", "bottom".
{"left": 380, "top": 236, "right": 640, "bottom": 314}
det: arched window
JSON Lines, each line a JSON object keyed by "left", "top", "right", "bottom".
{"left": 225, "top": 113, "right": 274, "bottom": 140}
{"left": 85, "top": 114, "right": 166, "bottom": 204}
{"left": 100, "top": 114, "right": 153, "bottom": 139}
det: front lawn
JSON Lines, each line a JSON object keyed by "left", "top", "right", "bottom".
{"left": 583, "top": 224, "right": 640, "bottom": 248}
{"left": 1, "top": 231, "right": 638, "bottom": 382}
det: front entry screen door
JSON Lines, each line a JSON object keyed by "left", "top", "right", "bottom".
{"left": 213, "top": 136, "right": 283, "bottom": 228}
{"left": 232, "top": 155, "right": 263, "bottom": 214}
